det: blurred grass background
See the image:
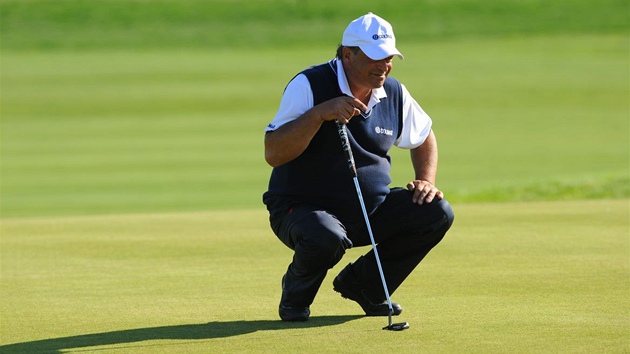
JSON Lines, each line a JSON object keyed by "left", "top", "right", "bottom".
{"left": 1, "top": 0, "right": 628, "bottom": 50}
{"left": 1, "top": 0, "right": 629, "bottom": 217}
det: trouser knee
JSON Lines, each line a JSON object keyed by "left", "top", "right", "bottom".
{"left": 435, "top": 199, "right": 455, "bottom": 230}
{"left": 293, "top": 228, "right": 348, "bottom": 273}
{"left": 422, "top": 198, "right": 455, "bottom": 244}
{"left": 290, "top": 211, "right": 352, "bottom": 273}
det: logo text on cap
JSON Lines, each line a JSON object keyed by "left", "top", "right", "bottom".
{"left": 372, "top": 34, "right": 393, "bottom": 40}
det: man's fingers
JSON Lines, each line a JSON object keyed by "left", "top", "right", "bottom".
{"left": 411, "top": 184, "right": 428, "bottom": 204}
{"left": 334, "top": 97, "right": 365, "bottom": 123}
{"left": 338, "top": 107, "right": 361, "bottom": 123}
{"left": 416, "top": 189, "right": 429, "bottom": 205}
{"left": 351, "top": 98, "right": 368, "bottom": 113}
{"left": 408, "top": 180, "right": 443, "bottom": 205}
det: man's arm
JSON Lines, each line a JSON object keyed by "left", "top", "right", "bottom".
{"left": 264, "top": 96, "right": 367, "bottom": 167}
{"left": 406, "top": 130, "right": 444, "bottom": 205}
{"left": 264, "top": 109, "right": 325, "bottom": 168}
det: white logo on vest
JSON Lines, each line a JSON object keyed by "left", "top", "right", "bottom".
{"left": 375, "top": 126, "right": 393, "bottom": 136}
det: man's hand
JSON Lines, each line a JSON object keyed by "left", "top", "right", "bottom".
{"left": 315, "top": 96, "right": 368, "bottom": 124}
{"left": 406, "top": 180, "right": 444, "bottom": 205}
{"left": 264, "top": 96, "right": 368, "bottom": 167}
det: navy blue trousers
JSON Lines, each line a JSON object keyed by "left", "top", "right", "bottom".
{"left": 268, "top": 187, "right": 455, "bottom": 308}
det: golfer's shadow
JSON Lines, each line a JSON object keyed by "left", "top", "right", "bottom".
{"left": 0, "top": 315, "right": 362, "bottom": 354}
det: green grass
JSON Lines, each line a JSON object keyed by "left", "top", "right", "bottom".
{"left": 2, "top": 34, "right": 628, "bottom": 217}
{"left": 1, "top": 200, "right": 628, "bottom": 353}
{"left": 1, "top": 0, "right": 628, "bottom": 50}
{"left": 1, "top": 1, "right": 629, "bottom": 353}
{"left": 1, "top": 0, "right": 628, "bottom": 217}
{"left": 390, "top": 34, "right": 629, "bottom": 199}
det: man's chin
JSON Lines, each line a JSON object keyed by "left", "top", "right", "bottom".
{"left": 372, "top": 76, "right": 387, "bottom": 88}
{"left": 373, "top": 81, "right": 386, "bottom": 89}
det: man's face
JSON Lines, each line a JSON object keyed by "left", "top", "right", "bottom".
{"left": 343, "top": 47, "right": 393, "bottom": 91}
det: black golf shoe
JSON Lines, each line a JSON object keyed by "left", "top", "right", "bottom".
{"left": 333, "top": 264, "right": 403, "bottom": 317}
{"left": 279, "top": 305, "right": 310, "bottom": 322}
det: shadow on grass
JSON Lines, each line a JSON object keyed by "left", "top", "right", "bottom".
{"left": 0, "top": 315, "right": 362, "bottom": 353}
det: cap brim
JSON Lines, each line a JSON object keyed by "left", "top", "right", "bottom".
{"left": 360, "top": 44, "right": 404, "bottom": 60}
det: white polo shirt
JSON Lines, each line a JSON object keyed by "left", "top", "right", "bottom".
{"left": 266, "top": 58, "right": 433, "bottom": 149}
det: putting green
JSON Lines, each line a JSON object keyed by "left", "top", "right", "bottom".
{"left": 1, "top": 199, "right": 627, "bottom": 353}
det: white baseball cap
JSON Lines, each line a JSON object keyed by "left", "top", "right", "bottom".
{"left": 341, "top": 12, "right": 404, "bottom": 60}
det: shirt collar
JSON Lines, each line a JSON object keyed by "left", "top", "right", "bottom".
{"left": 333, "top": 58, "right": 386, "bottom": 113}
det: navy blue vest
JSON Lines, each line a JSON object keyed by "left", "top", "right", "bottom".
{"left": 263, "top": 61, "right": 403, "bottom": 221}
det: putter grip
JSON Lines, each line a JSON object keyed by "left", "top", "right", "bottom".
{"left": 335, "top": 120, "right": 357, "bottom": 177}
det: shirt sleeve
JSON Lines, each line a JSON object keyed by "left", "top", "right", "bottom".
{"left": 265, "top": 74, "right": 314, "bottom": 132}
{"left": 394, "top": 83, "right": 433, "bottom": 149}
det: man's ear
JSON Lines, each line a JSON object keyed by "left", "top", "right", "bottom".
{"left": 342, "top": 46, "right": 354, "bottom": 62}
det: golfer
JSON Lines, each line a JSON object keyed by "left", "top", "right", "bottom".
{"left": 263, "top": 12, "right": 455, "bottom": 322}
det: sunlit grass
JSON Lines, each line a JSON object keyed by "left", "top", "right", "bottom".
{"left": 1, "top": 200, "right": 627, "bottom": 352}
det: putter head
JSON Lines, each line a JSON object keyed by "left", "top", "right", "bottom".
{"left": 383, "top": 322, "right": 410, "bottom": 331}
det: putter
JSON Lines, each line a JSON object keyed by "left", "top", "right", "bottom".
{"left": 335, "top": 120, "right": 410, "bottom": 331}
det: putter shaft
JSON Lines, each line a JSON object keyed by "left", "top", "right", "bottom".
{"left": 335, "top": 120, "right": 409, "bottom": 331}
